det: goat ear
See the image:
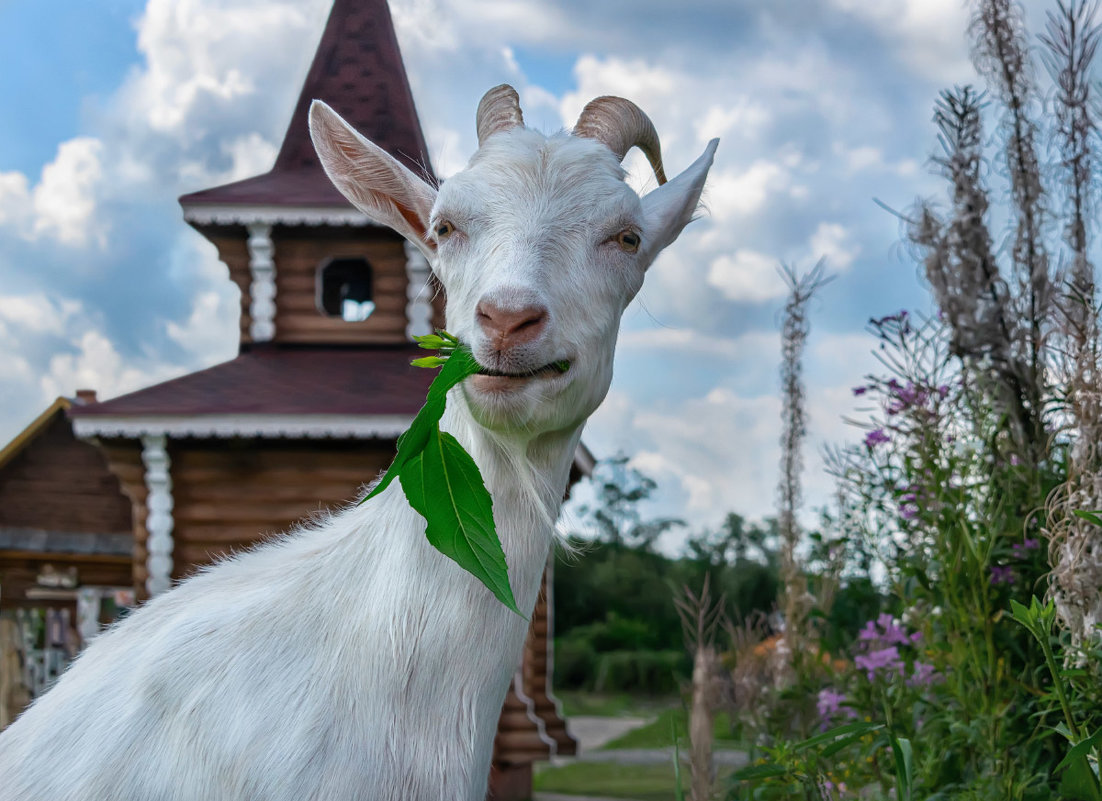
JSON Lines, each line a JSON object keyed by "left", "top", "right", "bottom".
{"left": 309, "top": 100, "right": 437, "bottom": 259}
{"left": 640, "top": 138, "right": 719, "bottom": 264}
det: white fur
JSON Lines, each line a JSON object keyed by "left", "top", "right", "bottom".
{"left": 0, "top": 97, "right": 717, "bottom": 801}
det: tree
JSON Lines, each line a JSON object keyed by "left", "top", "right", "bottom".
{"left": 579, "top": 454, "right": 685, "bottom": 550}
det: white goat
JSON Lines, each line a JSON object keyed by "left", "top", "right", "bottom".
{"left": 0, "top": 85, "right": 716, "bottom": 801}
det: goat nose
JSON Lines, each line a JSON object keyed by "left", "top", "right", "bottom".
{"left": 476, "top": 300, "right": 548, "bottom": 347}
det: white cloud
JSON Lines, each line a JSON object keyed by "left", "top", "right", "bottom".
{"left": 0, "top": 172, "right": 32, "bottom": 228}
{"left": 705, "top": 160, "right": 792, "bottom": 219}
{"left": 561, "top": 55, "right": 678, "bottom": 124}
{"left": 41, "top": 329, "right": 181, "bottom": 402}
{"left": 695, "top": 99, "right": 771, "bottom": 145}
{"left": 809, "top": 222, "right": 860, "bottom": 271}
{"left": 0, "top": 294, "right": 80, "bottom": 336}
{"left": 0, "top": 139, "right": 105, "bottom": 248}
{"left": 125, "top": 0, "right": 325, "bottom": 136}
{"left": 619, "top": 327, "right": 778, "bottom": 362}
{"left": 166, "top": 290, "right": 238, "bottom": 364}
{"left": 584, "top": 328, "right": 887, "bottom": 541}
{"left": 32, "top": 138, "right": 106, "bottom": 247}
{"left": 833, "top": 141, "right": 921, "bottom": 176}
{"left": 707, "top": 249, "right": 786, "bottom": 303}
{"left": 828, "top": 0, "right": 973, "bottom": 83}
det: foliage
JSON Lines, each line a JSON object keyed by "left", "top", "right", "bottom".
{"left": 1010, "top": 596, "right": 1102, "bottom": 800}
{"left": 554, "top": 463, "right": 781, "bottom": 693}
{"left": 696, "top": 3, "right": 1102, "bottom": 799}
{"left": 578, "top": 454, "right": 687, "bottom": 549}
{"left": 365, "top": 333, "right": 520, "bottom": 614}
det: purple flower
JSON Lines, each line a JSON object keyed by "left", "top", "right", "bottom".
{"left": 990, "top": 565, "right": 1015, "bottom": 585}
{"left": 855, "top": 646, "right": 904, "bottom": 680}
{"left": 858, "top": 619, "right": 880, "bottom": 641}
{"left": 817, "top": 688, "right": 846, "bottom": 718}
{"left": 907, "top": 661, "right": 941, "bottom": 687}
{"left": 1009, "top": 454, "right": 1022, "bottom": 466}
{"left": 937, "top": 384, "right": 950, "bottom": 399}
{"left": 865, "top": 429, "right": 890, "bottom": 448}
{"left": 1012, "top": 538, "right": 1040, "bottom": 557}
{"left": 853, "top": 385, "right": 869, "bottom": 396}
{"left": 817, "top": 689, "right": 857, "bottom": 729}
{"left": 901, "top": 504, "right": 919, "bottom": 520}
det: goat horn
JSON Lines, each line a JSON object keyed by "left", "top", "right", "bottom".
{"left": 476, "top": 84, "right": 525, "bottom": 146}
{"left": 573, "top": 96, "right": 667, "bottom": 185}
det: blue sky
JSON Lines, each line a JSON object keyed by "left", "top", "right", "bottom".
{"left": 0, "top": 0, "right": 1062, "bottom": 545}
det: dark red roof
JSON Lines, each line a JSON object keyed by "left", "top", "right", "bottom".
{"left": 68, "top": 347, "right": 434, "bottom": 418}
{"left": 179, "top": 0, "right": 434, "bottom": 210}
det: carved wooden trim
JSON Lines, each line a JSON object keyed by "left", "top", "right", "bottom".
{"left": 183, "top": 205, "right": 371, "bottom": 226}
{"left": 246, "top": 223, "right": 276, "bottom": 342}
{"left": 403, "top": 241, "right": 434, "bottom": 339}
{"left": 74, "top": 414, "right": 412, "bottom": 440}
{"left": 141, "top": 434, "right": 174, "bottom": 597}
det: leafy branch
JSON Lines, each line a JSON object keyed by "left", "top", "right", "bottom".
{"left": 363, "top": 331, "right": 522, "bottom": 617}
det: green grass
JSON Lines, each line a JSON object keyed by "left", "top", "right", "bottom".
{"left": 533, "top": 761, "right": 680, "bottom": 801}
{"left": 601, "top": 707, "right": 742, "bottom": 751}
{"left": 534, "top": 760, "right": 736, "bottom": 800}
{"left": 556, "top": 691, "right": 678, "bottom": 719}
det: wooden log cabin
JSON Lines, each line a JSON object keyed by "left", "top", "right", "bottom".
{"left": 1, "top": 0, "right": 577, "bottom": 795}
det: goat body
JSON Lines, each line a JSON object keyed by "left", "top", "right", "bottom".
{"left": 0, "top": 86, "right": 716, "bottom": 801}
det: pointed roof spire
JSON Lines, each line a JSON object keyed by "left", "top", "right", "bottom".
{"left": 180, "top": 0, "right": 434, "bottom": 213}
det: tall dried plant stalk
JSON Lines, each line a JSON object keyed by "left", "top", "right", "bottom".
{"left": 1039, "top": 0, "right": 1102, "bottom": 647}
{"left": 675, "top": 576, "right": 726, "bottom": 801}
{"left": 970, "top": 0, "right": 1055, "bottom": 453}
{"left": 777, "top": 263, "right": 830, "bottom": 654}
{"left": 912, "top": 86, "right": 1039, "bottom": 455}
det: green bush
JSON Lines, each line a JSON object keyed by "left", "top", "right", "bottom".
{"left": 553, "top": 636, "right": 598, "bottom": 690}
{"left": 593, "top": 649, "right": 685, "bottom": 694}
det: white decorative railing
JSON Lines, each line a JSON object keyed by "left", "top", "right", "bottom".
{"left": 404, "top": 240, "right": 434, "bottom": 339}
{"left": 142, "top": 434, "right": 174, "bottom": 597}
{"left": 246, "top": 222, "right": 277, "bottom": 342}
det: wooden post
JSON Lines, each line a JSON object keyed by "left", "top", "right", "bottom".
{"left": 0, "top": 616, "right": 31, "bottom": 730}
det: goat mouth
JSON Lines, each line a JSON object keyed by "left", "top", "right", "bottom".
{"left": 475, "top": 360, "right": 571, "bottom": 380}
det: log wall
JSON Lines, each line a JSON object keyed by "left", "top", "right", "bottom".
{"left": 96, "top": 440, "right": 149, "bottom": 600}
{"left": 0, "top": 416, "right": 131, "bottom": 535}
{"left": 207, "top": 224, "right": 446, "bottom": 350}
{"left": 166, "top": 439, "right": 391, "bottom": 577}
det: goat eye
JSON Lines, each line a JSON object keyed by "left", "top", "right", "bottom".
{"left": 616, "top": 230, "right": 641, "bottom": 253}
{"left": 435, "top": 220, "right": 455, "bottom": 239}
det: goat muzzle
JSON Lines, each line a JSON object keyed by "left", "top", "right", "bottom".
{"left": 476, "top": 299, "right": 549, "bottom": 350}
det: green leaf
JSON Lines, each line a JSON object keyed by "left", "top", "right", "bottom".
{"left": 1072, "top": 509, "right": 1102, "bottom": 528}
{"left": 1009, "top": 599, "right": 1037, "bottom": 633}
{"left": 889, "top": 734, "right": 913, "bottom": 801}
{"left": 363, "top": 347, "right": 481, "bottom": 503}
{"left": 731, "top": 763, "right": 791, "bottom": 781}
{"left": 1058, "top": 752, "right": 1102, "bottom": 801}
{"left": 412, "top": 333, "right": 450, "bottom": 350}
{"left": 1057, "top": 726, "right": 1102, "bottom": 772}
{"left": 819, "top": 730, "right": 874, "bottom": 759}
{"left": 399, "top": 426, "right": 523, "bottom": 616}
{"left": 671, "top": 721, "right": 686, "bottom": 801}
{"left": 410, "top": 356, "right": 448, "bottom": 368}
{"left": 792, "top": 720, "right": 882, "bottom": 752}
